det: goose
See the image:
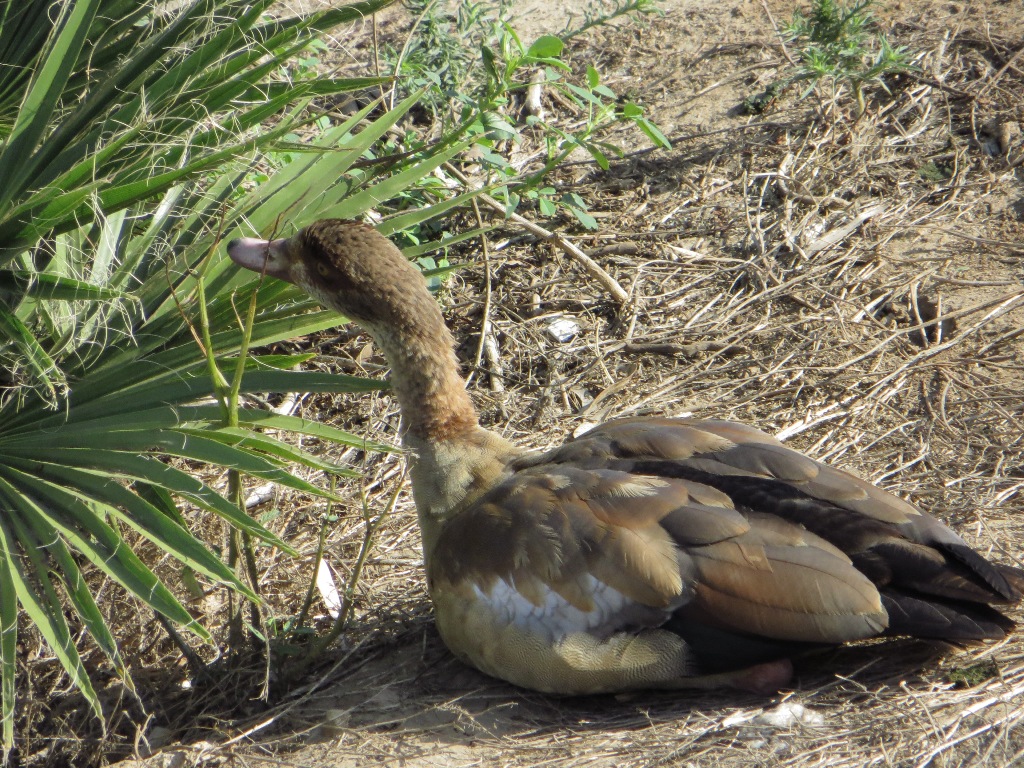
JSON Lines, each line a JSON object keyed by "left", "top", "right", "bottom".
{"left": 227, "top": 219, "right": 1021, "bottom": 694}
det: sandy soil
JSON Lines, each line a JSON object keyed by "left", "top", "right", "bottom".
{"left": 104, "top": 1, "right": 1024, "bottom": 767}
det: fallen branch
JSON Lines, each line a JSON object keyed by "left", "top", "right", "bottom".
{"left": 622, "top": 340, "right": 748, "bottom": 358}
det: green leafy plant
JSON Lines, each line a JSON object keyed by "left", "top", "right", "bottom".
{"left": 918, "top": 159, "right": 953, "bottom": 182}
{"left": 782, "top": 0, "right": 913, "bottom": 117}
{"left": 516, "top": 61, "right": 669, "bottom": 228}
{"left": 947, "top": 659, "right": 1000, "bottom": 688}
{"left": 388, "top": 0, "right": 490, "bottom": 112}
{"left": 742, "top": 82, "right": 784, "bottom": 115}
{"left": 0, "top": 0, "right": 514, "bottom": 758}
{"left": 387, "top": 0, "right": 669, "bottom": 230}
{"left": 478, "top": 13, "right": 670, "bottom": 228}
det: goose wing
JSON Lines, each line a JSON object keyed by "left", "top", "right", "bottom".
{"left": 429, "top": 418, "right": 1018, "bottom": 669}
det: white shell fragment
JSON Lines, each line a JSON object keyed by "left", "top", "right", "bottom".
{"left": 316, "top": 558, "right": 343, "bottom": 618}
{"left": 724, "top": 701, "right": 826, "bottom": 747}
{"left": 546, "top": 316, "right": 580, "bottom": 342}
{"left": 752, "top": 702, "right": 825, "bottom": 728}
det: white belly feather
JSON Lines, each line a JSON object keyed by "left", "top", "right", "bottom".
{"left": 471, "top": 575, "right": 671, "bottom": 642}
{"left": 431, "top": 574, "right": 696, "bottom": 693}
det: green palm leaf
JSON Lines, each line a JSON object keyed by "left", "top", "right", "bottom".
{"left": 0, "top": 504, "right": 102, "bottom": 722}
{"left": 0, "top": 0, "right": 97, "bottom": 207}
{"left": 0, "top": 0, "right": 498, "bottom": 753}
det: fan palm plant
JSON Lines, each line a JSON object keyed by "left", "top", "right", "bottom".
{"left": 0, "top": 0, "right": 499, "bottom": 758}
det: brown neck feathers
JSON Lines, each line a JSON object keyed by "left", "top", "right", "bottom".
{"left": 362, "top": 291, "right": 479, "bottom": 443}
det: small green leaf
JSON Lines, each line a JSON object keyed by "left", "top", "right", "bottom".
{"left": 527, "top": 35, "right": 564, "bottom": 59}
{"left": 636, "top": 118, "right": 672, "bottom": 149}
{"left": 565, "top": 84, "right": 606, "bottom": 107}
{"left": 503, "top": 191, "right": 521, "bottom": 217}
{"left": 480, "top": 112, "right": 518, "bottom": 142}
{"left": 586, "top": 144, "right": 610, "bottom": 171}
{"left": 480, "top": 44, "right": 498, "bottom": 83}
{"left": 586, "top": 65, "right": 600, "bottom": 89}
{"left": 564, "top": 203, "right": 599, "bottom": 230}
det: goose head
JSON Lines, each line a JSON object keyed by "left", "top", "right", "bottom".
{"left": 227, "top": 219, "right": 441, "bottom": 339}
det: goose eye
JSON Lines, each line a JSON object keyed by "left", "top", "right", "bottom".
{"left": 315, "top": 262, "right": 332, "bottom": 278}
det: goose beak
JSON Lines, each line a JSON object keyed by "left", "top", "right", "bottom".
{"left": 226, "top": 236, "right": 292, "bottom": 282}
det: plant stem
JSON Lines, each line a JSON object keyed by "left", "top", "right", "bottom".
{"left": 293, "top": 513, "right": 333, "bottom": 635}
{"left": 290, "top": 469, "right": 405, "bottom": 677}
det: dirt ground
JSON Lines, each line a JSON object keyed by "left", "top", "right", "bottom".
{"left": 104, "top": 0, "right": 1024, "bottom": 766}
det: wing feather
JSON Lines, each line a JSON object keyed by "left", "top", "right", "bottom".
{"left": 429, "top": 416, "right": 1018, "bottom": 668}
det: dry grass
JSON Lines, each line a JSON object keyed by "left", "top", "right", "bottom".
{"left": 17, "top": 2, "right": 1024, "bottom": 766}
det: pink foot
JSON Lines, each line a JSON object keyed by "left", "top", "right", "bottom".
{"left": 731, "top": 658, "right": 794, "bottom": 693}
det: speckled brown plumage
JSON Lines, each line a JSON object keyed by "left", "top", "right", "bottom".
{"left": 227, "top": 219, "right": 1022, "bottom": 695}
